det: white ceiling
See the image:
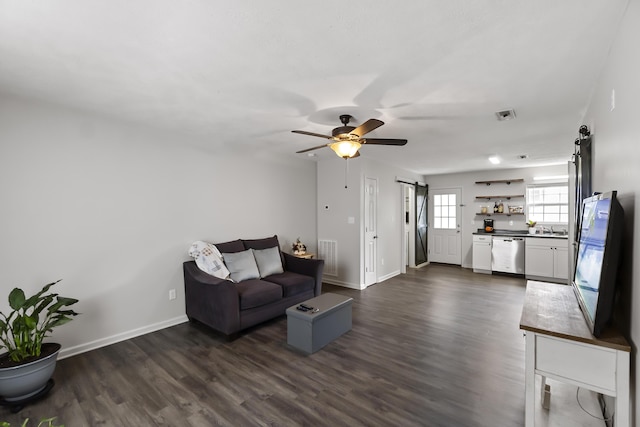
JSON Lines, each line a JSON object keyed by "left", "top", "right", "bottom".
{"left": 0, "top": 1, "right": 628, "bottom": 175}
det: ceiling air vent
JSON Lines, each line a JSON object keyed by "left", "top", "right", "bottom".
{"left": 495, "top": 109, "right": 516, "bottom": 121}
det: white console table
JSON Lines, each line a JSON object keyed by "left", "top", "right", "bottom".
{"left": 520, "top": 281, "right": 630, "bottom": 427}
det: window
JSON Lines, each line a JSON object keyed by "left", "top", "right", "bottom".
{"left": 526, "top": 184, "right": 569, "bottom": 224}
{"left": 434, "top": 193, "right": 457, "bottom": 229}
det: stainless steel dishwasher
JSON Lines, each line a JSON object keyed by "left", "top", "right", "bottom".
{"left": 491, "top": 236, "right": 525, "bottom": 274}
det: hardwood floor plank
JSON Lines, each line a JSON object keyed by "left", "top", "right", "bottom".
{"left": 1, "top": 264, "right": 536, "bottom": 426}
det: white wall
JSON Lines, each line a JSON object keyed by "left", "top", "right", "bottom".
{"left": 582, "top": 0, "right": 640, "bottom": 420}
{"left": 0, "top": 95, "right": 317, "bottom": 358}
{"left": 424, "top": 164, "right": 569, "bottom": 268}
{"left": 317, "top": 159, "right": 363, "bottom": 287}
{"left": 361, "top": 158, "right": 423, "bottom": 281}
{"left": 317, "top": 156, "right": 421, "bottom": 288}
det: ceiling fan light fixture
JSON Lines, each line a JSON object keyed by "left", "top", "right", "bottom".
{"left": 330, "top": 140, "right": 361, "bottom": 158}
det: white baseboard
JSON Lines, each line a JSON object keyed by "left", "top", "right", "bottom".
{"left": 377, "top": 270, "right": 401, "bottom": 283}
{"left": 324, "top": 270, "right": 401, "bottom": 289}
{"left": 59, "top": 315, "right": 189, "bottom": 360}
{"left": 322, "top": 278, "right": 364, "bottom": 290}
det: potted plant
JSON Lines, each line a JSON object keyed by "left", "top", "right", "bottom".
{"left": 526, "top": 220, "right": 537, "bottom": 234}
{"left": 0, "top": 280, "right": 78, "bottom": 403}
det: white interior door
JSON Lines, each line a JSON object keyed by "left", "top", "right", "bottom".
{"left": 430, "top": 188, "right": 462, "bottom": 265}
{"left": 364, "top": 177, "right": 377, "bottom": 286}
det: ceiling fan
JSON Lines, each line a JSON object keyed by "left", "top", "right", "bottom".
{"left": 292, "top": 114, "right": 408, "bottom": 159}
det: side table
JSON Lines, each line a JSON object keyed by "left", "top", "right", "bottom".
{"left": 292, "top": 252, "right": 315, "bottom": 259}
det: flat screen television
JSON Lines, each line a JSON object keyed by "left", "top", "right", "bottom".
{"left": 572, "top": 191, "right": 624, "bottom": 337}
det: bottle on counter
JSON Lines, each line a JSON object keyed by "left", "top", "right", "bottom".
{"left": 498, "top": 200, "right": 504, "bottom": 213}
{"left": 493, "top": 201, "right": 498, "bottom": 213}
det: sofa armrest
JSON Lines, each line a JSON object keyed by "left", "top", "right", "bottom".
{"left": 282, "top": 253, "right": 324, "bottom": 296}
{"left": 183, "top": 261, "right": 240, "bottom": 335}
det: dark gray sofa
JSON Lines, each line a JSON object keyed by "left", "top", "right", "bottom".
{"left": 183, "top": 235, "right": 323, "bottom": 337}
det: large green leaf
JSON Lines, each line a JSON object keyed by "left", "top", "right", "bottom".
{"left": 34, "top": 295, "right": 55, "bottom": 315}
{"left": 8, "top": 288, "right": 26, "bottom": 310}
{"left": 22, "top": 280, "right": 59, "bottom": 308}
{"left": 47, "top": 316, "right": 74, "bottom": 329}
{"left": 47, "top": 296, "right": 79, "bottom": 313}
{"left": 56, "top": 296, "right": 79, "bottom": 306}
{"left": 24, "top": 313, "right": 38, "bottom": 329}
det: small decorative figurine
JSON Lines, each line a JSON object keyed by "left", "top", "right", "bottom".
{"left": 292, "top": 238, "right": 307, "bottom": 255}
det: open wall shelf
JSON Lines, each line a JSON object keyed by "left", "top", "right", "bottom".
{"left": 475, "top": 195, "right": 524, "bottom": 200}
{"left": 475, "top": 179, "right": 524, "bottom": 185}
{"left": 474, "top": 178, "right": 526, "bottom": 220}
{"left": 475, "top": 212, "right": 525, "bottom": 217}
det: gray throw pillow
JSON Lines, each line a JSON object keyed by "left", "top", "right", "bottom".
{"left": 253, "top": 246, "right": 284, "bottom": 278}
{"left": 222, "top": 249, "right": 260, "bottom": 283}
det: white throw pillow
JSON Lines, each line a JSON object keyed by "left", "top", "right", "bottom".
{"left": 222, "top": 249, "right": 260, "bottom": 283}
{"left": 253, "top": 246, "right": 284, "bottom": 278}
{"left": 188, "top": 241, "right": 231, "bottom": 280}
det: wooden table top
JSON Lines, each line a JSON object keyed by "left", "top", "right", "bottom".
{"left": 520, "top": 281, "right": 630, "bottom": 352}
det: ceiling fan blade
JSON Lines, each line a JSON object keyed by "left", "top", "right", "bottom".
{"left": 292, "top": 130, "right": 333, "bottom": 139}
{"left": 362, "top": 138, "right": 408, "bottom": 146}
{"left": 296, "top": 143, "right": 330, "bottom": 154}
{"left": 350, "top": 119, "right": 384, "bottom": 137}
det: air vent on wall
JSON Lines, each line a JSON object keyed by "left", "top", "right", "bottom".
{"left": 495, "top": 109, "right": 516, "bottom": 121}
{"left": 318, "top": 239, "right": 338, "bottom": 276}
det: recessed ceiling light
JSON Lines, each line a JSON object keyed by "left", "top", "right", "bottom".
{"left": 488, "top": 156, "right": 501, "bottom": 164}
{"left": 307, "top": 153, "right": 317, "bottom": 157}
{"left": 518, "top": 154, "right": 528, "bottom": 159}
{"left": 495, "top": 109, "right": 516, "bottom": 121}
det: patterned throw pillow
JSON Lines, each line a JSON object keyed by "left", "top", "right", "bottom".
{"left": 188, "top": 241, "right": 231, "bottom": 280}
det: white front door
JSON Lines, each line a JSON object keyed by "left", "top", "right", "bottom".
{"left": 364, "top": 177, "right": 377, "bottom": 286}
{"left": 430, "top": 188, "right": 462, "bottom": 265}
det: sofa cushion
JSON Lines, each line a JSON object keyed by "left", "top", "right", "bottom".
{"left": 263, "top": 271, "right": 315, "bottom": 298}
{"left": 222, "top": 249, "right": 260, "bottom": 282}
{"left": 253, "top": 246, "right": 284, "bottom": 278}
{"left": 242, "top": 235, "right": 280, "bottom": 251}
{"left": 235, "top": 279, "right": 283, "bottom": 310}
{"left": 215, "top": 239, "right": 245, "bottom": 254}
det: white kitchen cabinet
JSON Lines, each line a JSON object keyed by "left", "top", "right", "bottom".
{"left": 472, "top": 235, "right": 492, "bottom": 274}
{"left": 525, "top": 238, "right": 569, "bottom": 283}
{"left": 554, "top": 245, "right": 569, "bottom": 281}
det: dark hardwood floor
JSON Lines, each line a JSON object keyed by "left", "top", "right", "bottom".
{"left": 1, "top": 264, "right": 529, "bottom": 426}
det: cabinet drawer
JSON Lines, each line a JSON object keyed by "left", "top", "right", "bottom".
{"left": 526, "top": 237, "right": 568, "bottom": 249}
{"left": 536, "top": 335, "right": 616, "bottom": 392}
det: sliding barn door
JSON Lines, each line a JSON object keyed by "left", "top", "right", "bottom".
{"left": 415, "top": 184, "right": 428, "bottom": 265}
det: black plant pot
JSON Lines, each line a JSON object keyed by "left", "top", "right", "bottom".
{"left": 0, "top": 343, "right": 61, "bottom": 402}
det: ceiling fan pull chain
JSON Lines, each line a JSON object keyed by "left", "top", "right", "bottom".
{"left": 345, "top": 158, "right": 349, "bottom": 189}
